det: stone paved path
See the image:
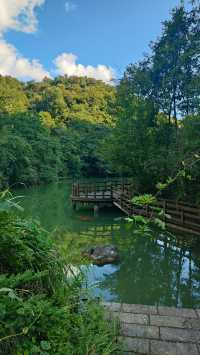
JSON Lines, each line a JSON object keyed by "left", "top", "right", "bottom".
{"left": 102, "top": 302, "right": 200, "bottom": 355}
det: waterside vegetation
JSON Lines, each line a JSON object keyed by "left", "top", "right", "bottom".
{"left": 0, "top": 192, "right": 119, "bottom": 355}
{"left": 1, "top": 2, "right": 200, "bottom": 354}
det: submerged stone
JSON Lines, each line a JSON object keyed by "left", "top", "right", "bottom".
{"left": 82, "top": 245, "right": 119, "bottom": 266}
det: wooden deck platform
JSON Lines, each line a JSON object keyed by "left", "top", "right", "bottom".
{"left": 71, "top": 180, "right": 200, "bottom": 236}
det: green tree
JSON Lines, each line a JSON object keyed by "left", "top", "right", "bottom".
{"left": 0, "top": 76, "right": 28, "bottom": 114}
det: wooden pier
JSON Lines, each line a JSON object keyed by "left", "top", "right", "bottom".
{"left": 71, "top": 180, "right": 200, "bottom": 236}
{"left": 71, "top": 179, "right": 132, "bottom": 203}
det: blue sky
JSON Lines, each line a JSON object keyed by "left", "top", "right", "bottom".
{"left": 0, "top": 0, "right": 183, "bottom": 82}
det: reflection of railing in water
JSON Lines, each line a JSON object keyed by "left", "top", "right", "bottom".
{"left": 93, "top": 230, "right": 200, "bottom": 307}
{"left": 79, "top": 222, "right": 199, "bottom": 257}
{"left": 71, "top": 180, "right": 200, "bottom": 236}
{"left": 73, "top": 220, "right": 123, "bottom": 238}
{"left": 79, "top": 224, "right": 121, "bottom": 238}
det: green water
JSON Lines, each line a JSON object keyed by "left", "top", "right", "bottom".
{"left": 17, "top": 181, "right": 200, "bottom": 308}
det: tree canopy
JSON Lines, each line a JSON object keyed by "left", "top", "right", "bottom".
{"left": 0, "top": 76, "right": 116, "bottom": 189}
{"left": 0, "top": 2, "right": 200, "bottom": 203}
{"left": 104, "top": 2, "right": 200, "bottom": 202}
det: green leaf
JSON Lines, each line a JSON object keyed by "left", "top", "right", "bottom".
{"left": 125, "top": 217, "right": 134, "bottom": 223}
{"left": 22, "top": 327, "right": 29, "bottom": 335}
{"left": 40, "top": 341, "right": 51, "bottom": 351}
{"left": 131, "top": 194, "right": 156, "bottom": 206}
{"left": 156, "top": 182, "right": 167, "bottom": 191}
{"left": 0, "top": 288, "right": 22, "bottom": 301}
{"left": 164, "top": 213, "right": 171, "bottom": 219}
{"left": 154, "top": 218, "right": 166, "bottom": 230}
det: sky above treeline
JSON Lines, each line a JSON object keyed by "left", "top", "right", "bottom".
{"left": 0, "top": 0, "right": 184, "bottom": 83}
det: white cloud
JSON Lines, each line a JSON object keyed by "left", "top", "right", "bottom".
{"left": 0, "top": 39, "right": 50, "bottom": 81}
{"left": 65, "top": 1, "right": 77, "bottom": 13}
{"left": 0, "top": 0, "right": 45, "bottom": 34}
{"left": 54, "top": 53, "right": 115, "bottom": 84}
{"left": 0, "top": 0, "right": 50, "bottom": 81}
{"left": 0, "top": 1, "right": 115, "bottom": 83}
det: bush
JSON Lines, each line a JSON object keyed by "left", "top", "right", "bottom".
{"left": 0, "top": 194, "right": 119, "bottom": 354}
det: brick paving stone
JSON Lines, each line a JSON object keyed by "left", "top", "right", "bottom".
{"left": 158, "top": 306, "right": 197, "bottom": 318}
{"left": 102, "top": 302, "right": 122, "bottom": 312}
{"left": 122, "top": 303, "right": 157, "bottom": 315}
{"left": 121, "top": 323, "right": 159, "bottom": 339}
{"left": 113, "top": 312, "right": 149, "bottom": 325}
{"left": 195, "top": 309, "right": 200, "bottom": 318}
{"left": 150, "top": 340, "right": 199, "bottom": 355}
{"left": 150, "top": 315, "right": 200, "bottom": 329}
{"left": 183, "top": 318, "right": 200, "bottom": 329}
{"left": 160, "top": 327, "right": 200, "bottom": 343}
{"left": 104, "top": 303, "right": 200, "bottom": 354}
{"left": 118, "top": 336, "right": 149, "bottom": 354}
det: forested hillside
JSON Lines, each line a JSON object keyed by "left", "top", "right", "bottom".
{"left": 0, "top": 3, "right": 200, "bottom": 203}
{"left": 0, "top": 76, "right": 116, "bottom": 188}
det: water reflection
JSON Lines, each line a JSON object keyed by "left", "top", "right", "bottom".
{"left": 83, "top": 264, "right": 119, "bottom": 301}
{"left": 94, "top": 232, "right": 200, "bottom": 308}
{"left": 16, "top": 181, "right": 200, "bottom": 308}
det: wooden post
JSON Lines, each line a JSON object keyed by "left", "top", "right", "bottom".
{"left": 163, "top": 200, "right": 166, "bottom": 222}
{"left": 104, "top": 181, "right": 106, "bottom": 200}
{"left": 94, "top": 183, "right": 96, "bottom": 200}
{"left": 181, "top": 210, "right": 184, "bottom": 225}
{"left": 94, "top": 204, "right": 99, "bottom": 216}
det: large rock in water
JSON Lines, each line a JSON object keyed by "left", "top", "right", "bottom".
{"left": 82, "top": 245, "right": 119, "bottom": 266}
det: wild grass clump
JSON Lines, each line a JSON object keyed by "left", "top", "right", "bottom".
{"left": 0, "top": 192, "right": 119, "bottom": 354}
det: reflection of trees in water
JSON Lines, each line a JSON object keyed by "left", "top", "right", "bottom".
{"left": 20, "top": 182, "right": 200, "bottom": 307}
{"left": 58, "top": 212, "right": 200, "bottom": 308}
{"left": 19, "top": 182, "right": 75, "bottom": 230}
{"left": 84, "top": 225, "right": 200, "bottom": 308}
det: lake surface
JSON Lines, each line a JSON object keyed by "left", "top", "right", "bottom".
{"left": 16, "top": 181, "right": 200, "bottom": 308}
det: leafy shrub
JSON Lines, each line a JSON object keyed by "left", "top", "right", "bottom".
{"left": 131, "top": 194, "right": 156, "bottom": 206}
{"left": 0, "top": 193, "right": 119, "bottom": 354}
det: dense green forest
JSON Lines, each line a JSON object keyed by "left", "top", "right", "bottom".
{"left": 1, "top": 3, "right": 200, "bottom": 203}
{"left": 0, "top": 76, "right": 116, "bottom": 188}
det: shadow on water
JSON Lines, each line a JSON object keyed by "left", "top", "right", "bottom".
{"left": 15, "top": 181, "right": 200, "bottom": 308}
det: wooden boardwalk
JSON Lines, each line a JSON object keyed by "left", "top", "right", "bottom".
{"left": 103, "top": 302, "right": 200, "bottom": 355}
{"left": 71, "top": 180, "right": 200, "bottom": 236}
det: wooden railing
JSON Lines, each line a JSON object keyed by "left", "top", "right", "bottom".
{"left": 72, "top": 179, "right": 132, "bottom": 202}
{"left": 71, "top": 180, "right": 200, "bottom": 235}
{"left": 113, "top": 191, "right": 200, "bottom": 236}
{"left": 156, "top": 199, "right": 200, "bottom": 235}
